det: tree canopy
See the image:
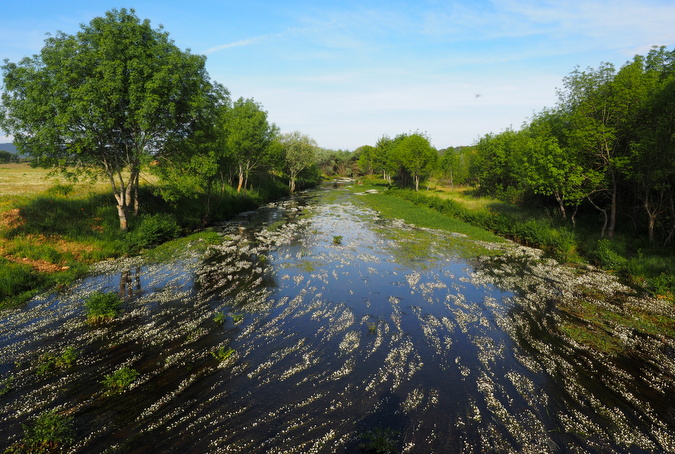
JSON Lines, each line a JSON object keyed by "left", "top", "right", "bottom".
{"left": 279, "top": 131, "right": 318, "bottom": 193}
{"left": 0, "top": 8, "right": 214, "bottom": 230}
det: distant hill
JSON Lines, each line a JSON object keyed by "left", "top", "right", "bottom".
{"left": 0, "top": 143, "right": 18, "bottom": 154}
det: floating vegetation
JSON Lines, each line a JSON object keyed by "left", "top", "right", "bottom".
{"left": 84, "top": 291, "right": 122, "bottom": 323}
{"left": 213, "top": 311, "right": 226, "bottom": 325}
{"left": 0, "top": 185, "right": 673, "bottom": 452}
{"left": 358, "top": 426, "right": 400, "bottom": 453}
{"left": 35, "top": 346, "right": 78, "bottom": 376}
{"left": 101, "top": 366, "right": 139, "bottom": 395}
{"left": 7, "top": 409, "right": 74, "bottom": 453}
{"left": 211, "top": 346, "right": 235, "bottom": 363}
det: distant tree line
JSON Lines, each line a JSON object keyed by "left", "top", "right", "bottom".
{"left": 0, "top": 9, "right": 321, "bottom": 231}
{"left": 0, "top": 150, "right": 19, "bottom": 163}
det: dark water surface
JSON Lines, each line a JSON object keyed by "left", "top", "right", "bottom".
{"left": 1, "top": 186, "right": 674, "bottom": 453}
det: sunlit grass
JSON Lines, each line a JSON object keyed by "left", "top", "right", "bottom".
{"left": 352, "top": 189, "right": 503, "bottom": 244}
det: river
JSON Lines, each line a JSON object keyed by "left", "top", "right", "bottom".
{"left": 1, "top": 185, "right": 674, "bottom": 453}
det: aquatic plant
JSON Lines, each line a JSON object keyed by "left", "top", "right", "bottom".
{"left": 213, "top": 311, "right": 226, "bottom": 325}
{"left": 9, "top": 410, "right": 74, "bottom": 453}
{"left": 102, "top": 366, "right": 139, "bottom": 394}
{"left": 84, "top": 291, "right": 122, "bottom": 323}
{"left": 211, "top": 347, "right": 235, "bottom": 362}
{"left": 358, "top": 427, "right": 400, "bottom": 453}
{"left": 231, "top": 313, "right": 244, "bottom": 324}
{"left": 0, "top": 375, "right": 14, "bottom": 396}
{"left": 332, "top": 235, "right": 343, "bottom": 245}
{"left": 35, "top": 347, "right": 79, "bottom": 376}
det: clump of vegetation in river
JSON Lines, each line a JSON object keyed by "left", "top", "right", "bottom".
{"left": 332, "top": 235, "right": 343, "bottom": 245}
{"left": 212, "top": 347, "right": 235, "bottom": 363}
{"left": 6, "top": 410, "right": 74, "bottom": 453}
{"left": 231, "top": 313, "right": 244, "bottom": 324}
{"left": 101, "top": 366, "right": 139, "bottom": 394}
{"left": 84, "top": 291, "right": 123, "bottom": 323}
{"left": 213, "top": 311, "right": 226, "bottom": 325}
{"left": 358, "top": 426, "right": 400, "bottom": 453}
{"left": 35, "top": 347, "right": 79, "bottom": 376}
{"left": 0, "top": 375, "right": 14, "bottom": 396}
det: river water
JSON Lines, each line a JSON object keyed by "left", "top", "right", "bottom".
{"left": 1, "top": 185, "right": 674, "bottom": 453}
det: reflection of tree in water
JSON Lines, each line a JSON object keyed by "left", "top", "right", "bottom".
{"left": 119, "top": 266, "right": 141, "bottom": 299}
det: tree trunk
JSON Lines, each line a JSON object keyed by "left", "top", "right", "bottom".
{"left": 133, "top": 171, "right": 140, "bottom": 216}
{"left": 116, "top": 202, "right": 128, "bottom": 231}
{"left": 587, "top": 195, "right": 608, "bottom": 238}
{"left": 554, "top": 192, "right": 567, "bottom": 219}
{"left": 237, "top": 164, "right": 244, "bottom": 193}
{"left": 414, "top": 175, "right": 419, "bottom": 192}
{"left": 289, "top": 177, "right": 296, "bottom": 194}
{"left": 608, "top": 175, "right": 617, "bottom": 238}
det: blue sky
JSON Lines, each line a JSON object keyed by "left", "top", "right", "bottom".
{"left": 2, "top": 0, "right": 674, "bottom": 150}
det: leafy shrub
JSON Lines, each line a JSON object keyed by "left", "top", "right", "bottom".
{"left": 648, "top": 273, "right": 675, "bottom": 300}
{"left": 84, "top": 291, "right": 122, "bottom": 323}
{"left": 591, "top": 238, "right": 626, "bottom": 269}
{"left": 102, "top": 366, "right": 139, "bottom": 394}
{"left": 125, "top": 213, "right": 180, "bottom": 251}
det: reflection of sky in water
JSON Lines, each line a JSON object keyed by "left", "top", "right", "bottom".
{"left": 0, "top": 187, "right": 673, "bottom": 453}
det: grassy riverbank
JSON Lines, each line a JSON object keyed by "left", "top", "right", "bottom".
{"left": 0, "top": 164, "right": 287, "bottom": 309}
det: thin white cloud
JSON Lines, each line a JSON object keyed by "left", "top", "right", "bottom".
{"left": 203, "top": 36, "right": 265, "bottom": 54}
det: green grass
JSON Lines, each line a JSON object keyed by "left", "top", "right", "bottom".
{"left": 558, "top": 296, "right": 675, "bottom": 354}
{"left": 352, "top": 188, "right": 503, "bottom": 243}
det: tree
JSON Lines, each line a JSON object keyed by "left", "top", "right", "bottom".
{"left": 355, "top": 145, "right": 376, "bottom": 175}
{"left": 631, "top": 46, "right": 675, "bottom": 244}
{"left": 279, "top": 131, "right": 318, "bottom": 193}
{"left": 392, "top": 133, "right": 437, "bottom": 191}
{"left": 224, "top": 97, "right": 277, "bottom": 193}
{"left": 558, "top": 60, "right": 645, "bottom": 237}
{"left": 0, "top": 8, "right": 213, "bottom": 230}
{"left": 152, "top": 83, "right": 231, "bottom": 223}
{"left": 516, "top": 110, "right": 595, "bottom": 224}
{"left": 472, "top": 129, "right": 522, "bottom": 197}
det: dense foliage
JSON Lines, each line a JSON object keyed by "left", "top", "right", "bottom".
{"left": 472, "top": 46, "right": 675, "bottom": 244}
